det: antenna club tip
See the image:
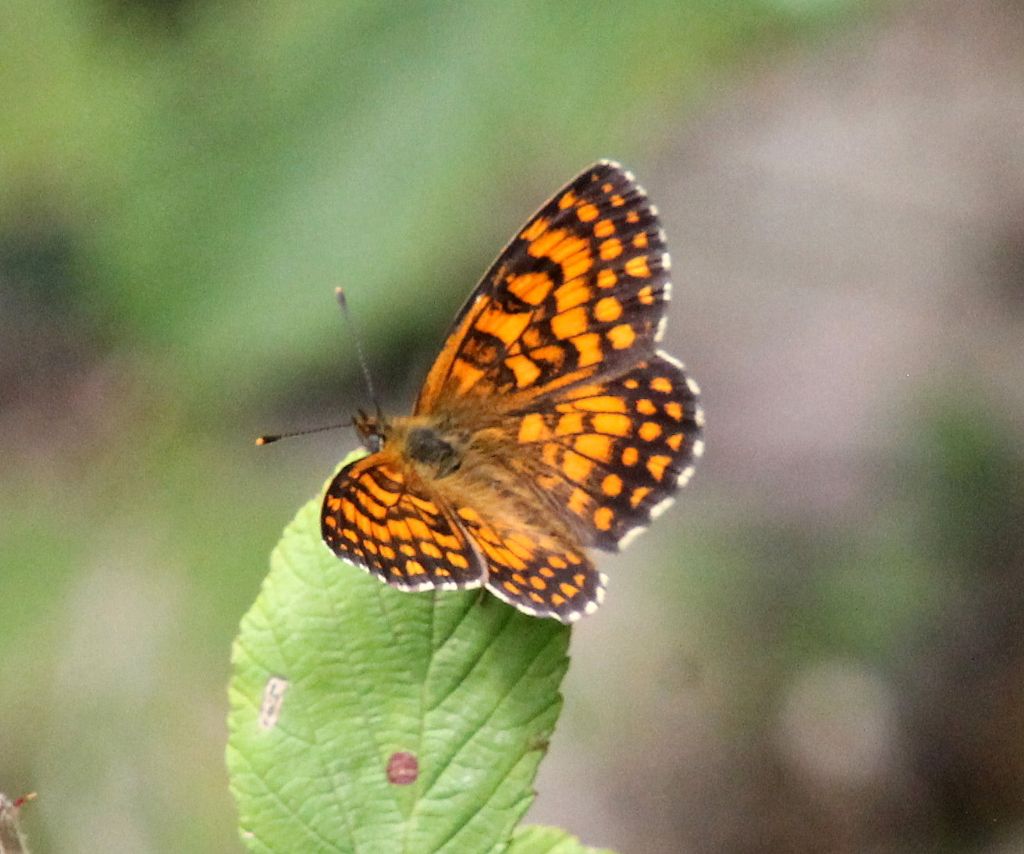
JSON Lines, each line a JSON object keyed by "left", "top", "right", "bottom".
{"left": 335, "top": 287, "right": 347, "bottom": 307}
{"left": 255, "top": 435, "right": 279, "bottom": 446}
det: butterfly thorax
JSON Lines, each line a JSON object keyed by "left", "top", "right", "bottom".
{"left": 358, "top": 412, "right": 475, "bottom": 481}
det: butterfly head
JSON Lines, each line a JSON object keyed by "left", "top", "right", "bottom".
{"left": 353, "top": 408, "right": 388, "bottom": 453}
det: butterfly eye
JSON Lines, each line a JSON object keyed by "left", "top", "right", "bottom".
{"left": 365, "top": 433, "right": 383, "bottom": 453}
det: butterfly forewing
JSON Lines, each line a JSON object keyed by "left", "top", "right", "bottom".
{"left": 415, "top": 161, "right": 671, "bottom": 414}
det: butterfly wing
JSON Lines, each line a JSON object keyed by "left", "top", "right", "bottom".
{"left": 448, "top": 505, "right": 606, "bottom": 623}
{"left": 505, "top": 353, "right": 704, "bottom": 553}
{"left": 415, "top": 160, "right": 671, "bottom": 413}
{"left": 322, "top": 452, "right": 484, "bottom": 590}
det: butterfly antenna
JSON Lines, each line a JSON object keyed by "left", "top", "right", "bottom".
{"left": 335, "top": 287, "right": 379, "bottom": 408}
{"left": 255, "top": 420, "right": 354, "bottom": 446}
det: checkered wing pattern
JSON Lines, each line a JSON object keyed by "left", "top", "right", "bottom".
{"left": 451, "top": 506, "right": 605, "bottom": 623}
{"left": 416, "top": 161, "right": 671, "bottom": 414}
{"left": 507, "top": 354, "right": 703, "bottom": 552}
{"left": 322, "top": 453, "right": 483, "bottom": 590}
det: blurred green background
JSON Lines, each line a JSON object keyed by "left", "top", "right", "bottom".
{"left": 4, "top": 1, "right": 1024, "bottom": 851}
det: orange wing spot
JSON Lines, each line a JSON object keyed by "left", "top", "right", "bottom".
{"left": 569, "top": 331, "right": 598, "bottom": 366}
{"left": 512, "top": 572, "right": 527, "bottom": 586}
{"left": 554, "top": 281, "right": 591, "bottom": 313}
{"left": 548, "top": 555, "right": 567, "bottom": 569}
{"left": 625, "top": 255, "right": 651, "bottom": 279}
{"left": 528, "top": 228, "right": 567, "bottom": 259}
{"left": 559, "top": 582, "right": 580, "bottom": 598}
{"left": 522, "top": 326, "right": 543, "bottom": 348}
{"left": 611, "top": 194, "right": 626, "bottom": 207}
{"left": 574, "top": 432, "right": 613, "bottom": 462}
{"left": 630, "top": 486, "right": 651, "bottom": 508}
{"left": 667, "top": 432, "right": 684, "bottom": 451}
{"left": 551, "top": 593, "right": 567, "bottom": 606}
{"left": 622, "top": 446, "right": 640, "bottom": 466}
{"left": 407, "top": 495, "right": 439, "bottom": 515}
{"left": 549, "top": 235, "right": 589, "bottom": 265}
{"left": 562, "top": 450, "right": 594, "bottom": 483}
{"left": 325, "top": 495, "right": 342, "bottom": 512}
{"left": 503, "top": 580, "right": 522, "bottom": 595}
{"left": 341, "top": 500, "right": 357, "bottom": 523}
{"left": 406, "top": 517, "right": 431, "bottom": 540}
{"left": 541, "top": 442, "right": 561, "bottom": 469}
{"left": 639, "top": 421, "right": 663, "bottom": 442}
{"left": 436, "top": 567, "right": 451, "bottom": 577}
{"left": 597, "top": 268, "right": 617, "bottom": 289}
{"left": 380, "top": 544, "right": 396, "bottom": 560}
{"left": 593, "top": 507, "right": 614, "bottom": 531}
{"left": 362, "top": 476, "right": 399, "bottom": 508}
{"left": 572, "top": 332, "right": 603, "bottom": 367}
{"left": 646, "top": 455, "right": 672, "bottom": 482}
{"left": 458, "top": 506, "right": 482, "bottom": 524}
{"left": 539, "top": 566, "right": 555, "bottom": 578}
{"left": 632, "top": 232, "right": 649, "bottom": 249}
{"left": 592, "top": 413, "right": 632, "bottom": 437}
{"left": 451, "top": 359, "right": 486, "bottom": 395}
{"left": 568, "top": 487, "right": 591, "bottom": 515}
{"left": 555, "top": 412, "right": 585, "bottom": 435}
{"left": 551, "top": 306, "right": 589, "bottom": 340}
{"left": 593, "top": 218, "right": 615, "bottom": 239}
{"left": 522, "top": 216, "right": 549, "bottom": 241}
{"left": 508, "top": 272, "right": 553, "bottom": 306}
{"left": 400, "top": 543, "right": 416, "bottom": 557}
{"left": 364, "top": 539, "right": 379, "bottom": 555}
{"left": 601, "top": 182, "right": 614, "bottom": 193}
{"left": 561, "top": 251, "right": 593, "bottom": 282}
{"left": 573, "top": 573, "right": 586, "bottom": 587}
{"left": 324, "top": 516, "right": 337, "bottom": 529}
{"left": 518, "top": 412, "right": 549, "bottom": 443}
{"left": 343, "top": 528, "right": 359, "bottom": 544}
{"left": 626, "top": 210, "right": 640, "bottom": 223}
{"left": 572, "top": 395, "right": 627, "bottom": 413}
{"left": 529, "top": 591, "right": 544, "bottom": 604}
{"left": 505, "top": 354, "right": 541, "bottom": 388}
{"left": 372, "top": 521, "right": 390, "bottom": 543}
{"left": 529, "top": 576, "right": 547, "bottom": 590}
{"left": 356, "top": 513, "right": 373, "bottom": 536}
{"left": 577, "top": 202, "right": 599, "bottom": 222}
{"left": 363, "top": 496, "right": 389, "bottom": 521}
{"left": 607, "top": 323, "right": 636, "bottom": 350}
{"left": 650, "top": 376, "right": 673, "bottom": 393}
{"left": 439, "top": 533, "right": 463, "bottom": 551}
{"left": 475, "top": 306, "right": 532, "bottom": 345}
{"left": 446, "top": 550, "right": 469, "bottom": 569}
{"left": 600, "top": 238, "right": 623, "bottom": 261}
{"left": 664, "top": 401, "right": 684, "bottom": 421}
{"left": 566, "top": 551, "right": 584, "bottom": 565}
{"left": 636, "top": 398, "right": 657, "bottom": 415}
{"left": 532, "top": 344, "right": 567, "bottom": 368}
{"left": 558, "top": 191, "right": 577, "bottom": 210}
{"left": 405, "top": 559, "right": 425, "bottom": 576}
{"left": 421, "top": 542, "right": 442, "bottom": 559}
{"left": 594, "top": 296, "right": 622, "bottom": 323}
{"left": 505, "top": 536, "right": 534, "bottom": 560}
{"left": 602, "top": 474, "right": 623, "bottom": 496}
{"left": 637, "top": 285, "right": 655, "bottom": 305}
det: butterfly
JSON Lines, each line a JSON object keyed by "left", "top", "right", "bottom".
{"left": 321, "top": 161, "right": 704, "bottom": 622}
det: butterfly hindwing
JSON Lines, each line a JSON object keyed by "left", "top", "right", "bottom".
{"left": 416, "top": 161, "right": 670, "bottom": 413}
{"left": 506, "top": 354, "right": 704, "bottom": 551}
{"left": 322, "top": 453, "right": 483, "bottom": 590}
{"left": 450, "top": 505, "right": 606, "bottom": 622}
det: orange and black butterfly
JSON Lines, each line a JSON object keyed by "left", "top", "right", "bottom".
{"left": 321, "top": 161, "right": 704, "bottom": 623}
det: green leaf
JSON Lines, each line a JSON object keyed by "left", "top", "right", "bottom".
{"left": 227, "top": 457, "right": 572, "bottom": 853}
{"left": 507, "top": 826, "right": 617, "bottom": 854}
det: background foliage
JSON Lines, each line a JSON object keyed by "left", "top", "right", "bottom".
{"left": 4, "top": 1, "right": 1024, "bottom": 851}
